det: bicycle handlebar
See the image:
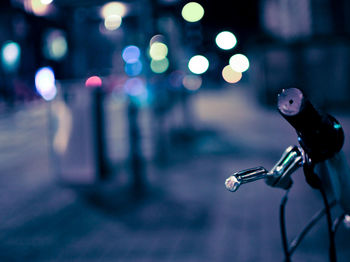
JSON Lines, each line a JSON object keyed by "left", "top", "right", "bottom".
{"left": 225, "top": 166, "right": 267, "bottom": 192}
{"left": 225, "top": 146, "right": 304, "bottom": 192}
{"left": 278, "top": 88, "right": 344, "bottom": 163}
{"left": 225, "top": 88, "right": 350, "bottom": 214}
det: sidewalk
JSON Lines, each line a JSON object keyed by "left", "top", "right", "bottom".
{"left": 0, "top": 86, "right": 349, "bottom": 261}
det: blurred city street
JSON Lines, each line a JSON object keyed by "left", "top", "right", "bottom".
{"left": 0, "top": 85, "right": 349, "bottom": 261}
{"left": 1, "top": 0, "right": 350, "bottom": 261}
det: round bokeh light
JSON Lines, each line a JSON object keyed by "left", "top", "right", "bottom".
{"left": 215, "top": 31, "right": 237, "bottom": 50}
{"left": 35, "top": 67, "right": 57, "bottom": 101}
{"left": 85, "top": 76, "right": 102, "bottom": 88}
{"left": 181, "top": 2, "right": 204, "bottom": 22}
{"left": 149, "top": 42, "right": 168, "bottom": 61}
{"left": 150, "top": 58, "right": 169, "bottom": 74}
{"left": 188, "top": 55, "right": 209, "bottom": 74}
{"left": 229, "top": 54, "right": 249, "bottom": 73}
{"left": 182, "top": 74, "right": 202, "bottom": 91}
{"left": 125, "top": 60, "right": 143, "bottom": 76}
{"left": 222, "top": 65, "right": 242, "bottom": 83}
{"left": 104, "top": 15, "right": 122, "bottom": 30}
{"left": 122, "top": 45, "right": 141, "bottom": 63}
{"left": 1, "top": 41, "right": 21, "bottom": 72}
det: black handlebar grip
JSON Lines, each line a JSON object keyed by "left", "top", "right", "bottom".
{"left": 278, "top": 88, "right": 344, "bottom": 163}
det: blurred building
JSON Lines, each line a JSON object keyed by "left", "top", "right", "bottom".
{"left": 253, "top": 0, "right": 350, "bottom": 108}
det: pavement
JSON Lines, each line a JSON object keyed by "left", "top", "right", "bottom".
{"left": 0, "top": 85, "right": 350, "bottom": 261}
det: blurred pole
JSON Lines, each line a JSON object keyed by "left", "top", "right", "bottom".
{"left": 127, "top": 100, "right": 146, "bottom": 196}
{"left": 93, "top": 87, "right": 109, "bottom": 179}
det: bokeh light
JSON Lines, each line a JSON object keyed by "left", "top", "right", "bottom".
{"left": 150, "top": 58, "right": 169, "bottom": 74}
{"left": 1, "top": 41, "right": 21, "bottom": 72}
{"left": 150, "top": 34, "right": 166, "bottom": 46}
{"left": 188, "top": 55, "right": 209, "bottom": 74}
{"left": 181, "top": 2, "right": 204, "bottom": 22}
{"left": 149, "top": 42, "right": 168, "bottom": 61}
{"left": 222, "top": 65, "right": 242, "bottom": 83}
{"left": 182, "top": 75, "right": 202, "bottom": 91}
{"left": 101, "top": 2, "right": 128, "bottom": 18}
{"left": 43, "top": 29, "right": 68, "bottom": 61}
{"left": 35, "top": 67, "right": 57, "bottom": 101}
{"left": 29, "top": 0, "right": 50, "bottom": 16}
{"left": 229, "top": 54, "right": 249, "bottom": 73}
{"left": 40, "top": 0, "right": 53, "bottom": 4}
{"left": 169, "top": 70, "right": 185, "bottom": 88}
{"left": 85, "top": 76, "right": 102, "bottom": 88}
{"left": 124, "top": 60, "right": 143, "bottom": 76}
{"left": 122, "top": 45, "right": 140, "bottom": 63}
{"left": 104, "top": 15, "right": 122, "bottom": 30}
{"left": 215, "top": 31, "right": 237, "bottom": 50}
{"left": 123, "top": 77, "right": 146, "bottom": 96}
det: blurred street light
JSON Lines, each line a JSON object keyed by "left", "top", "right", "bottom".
{"left": 222, "top": 65, "right": 242, "bottom": 83}
{"left": 150, "top": 58, "right": 169, "bottom": 74}
{"left": 124, "top": 77, "right": 146, "bottom": 96}
{"left": 150, "top": 34, "right": 166, "bottom": 46}
{"left": 188, "top": 55, "right": 209, "bottom": 74}
{"left": 104, "top": 15, "right": 122, "bottom": 31}
{"left": 182, "top": 74, "right": 202, "bottom": 91}
{"left": 1, "top": 41, "right": 21, "bottom": 72}
{"left": 122, "top": 45, "right": 141, "bottom": 63}
{"left": 229, "top": 54, "right": 249, "bottom": 73}
{"left": 27, "top": 0, "right": 51, "bottom": 16}
{"left": 100, "top": 2, "right": 128, "bottom": 18}
{"left": 125, "top": 60, "right": 143, "bottom": 76}
{"left": 149, "top": 42, "right": 168, "bottom": 61}
{"left": 181, "top": 2, "right": 204, "bottom": 22}
{"left": 215, "top": 31, "right": 237, "bottom": 50}
{"left": 35, "top": 67, "right": 57, "bottom": 101}
{"left": 85, "top": 76, "right": 103, "bottom": 88}
{"left": 43, "top": 29, "right": 68, "bottom": 61}
{"left": 40, "top": 0, "right": 53, "bottom": 4}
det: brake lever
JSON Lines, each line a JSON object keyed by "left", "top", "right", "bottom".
{"left": 225, "top": 145, "right": 305, "bottom": 192}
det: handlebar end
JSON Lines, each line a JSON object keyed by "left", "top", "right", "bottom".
{"left": 225, "top": 175, "right": 241, "bottom": 192}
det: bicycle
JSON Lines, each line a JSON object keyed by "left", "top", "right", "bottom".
{"left": 225, "top": 88, "right": 350, "bottom": 262}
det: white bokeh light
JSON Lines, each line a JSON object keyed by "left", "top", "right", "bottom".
{"left": 188, "top": 55, "right": 209, "bottom": 74}
{"left": 100, "top": 2, "right": 128, "bottom": 18}
{"left": 215, "top": 31, "right": 237, "bottom": 50}
{"left": 104, "top": 15, "right": 122, "bottom": 30}
{"left": 149, "top": 42, "right": 168, "bottom": 61}
{"left": 229, "top": 54, "right": 249, "bottom": 73}
{"left": 35, "top": 67, "right": 57, "bottom": 101}
{"left": 40, "top": 0, "right": 53, "bottom": 4}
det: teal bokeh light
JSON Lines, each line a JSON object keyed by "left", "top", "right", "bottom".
{"left": 1, "top": 41, "right": 21, "bottom": 72}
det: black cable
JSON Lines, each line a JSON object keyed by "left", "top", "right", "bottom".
{"left": 288, "top": 201, "right": 336, "bottom": 255}
{"left": 319, "top": 186, "right": 337, "bottom": 262}
{"left": 280, "top": 189, "right": 291, "bottom": 262}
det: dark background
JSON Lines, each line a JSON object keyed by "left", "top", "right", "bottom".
{"left": 0, "top": 0, "right": 350, "bottom": 261}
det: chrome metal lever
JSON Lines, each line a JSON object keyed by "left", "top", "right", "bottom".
{"left": 266, "top": 145, "right": 305, "bottom": 189}
{"left": 225, "top": 166, "right": 268, "bottom": 192}
{"left": 225, "top": 146, "right": 305, "bottom": 192}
